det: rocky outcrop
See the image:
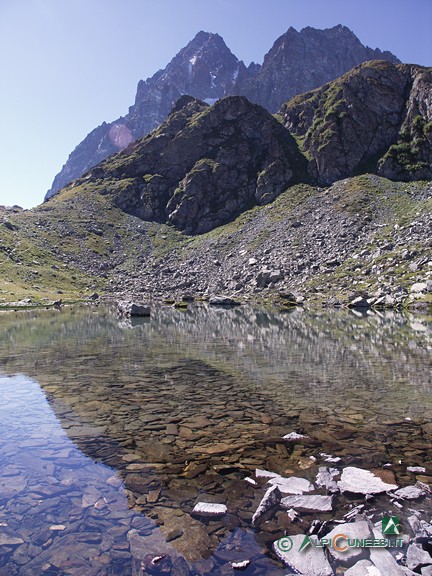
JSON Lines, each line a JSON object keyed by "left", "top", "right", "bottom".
{"left": 76, "top": 95, "right": 307, "bottom": 234}
{"left": 49, "top": 62, "right": 431, "bottom": 236}
{"left": 281, "top": 61, "right": 432, "bottom": 184}
{"left": 378, "top": 66, "right": 432, "bottom": 180}
{"left": 237, "top": 24, "right": 399, "bottom": 112}
{"left": 46, "top": 26, "right": 399, "bottom": 200}
{"left": 45, "top": 32, "right": 255, "bottom": 199}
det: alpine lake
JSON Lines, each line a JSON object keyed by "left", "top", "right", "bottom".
{"left": 0, "top": 303, "right": 430, "bottom": 575}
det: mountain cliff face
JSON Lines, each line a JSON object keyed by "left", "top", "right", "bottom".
{"left": 46, "top": 26, "right": 399, "bottom": 200}
{"left": 46, "top": 32, "right": 255, "bottom": 199}
{"left": 237, "top": 25, "right": 400, "bottom": 112}
{"left": 76, "top": 95, "right": 307, "bottom": 234}
{"left": 281, "top": 61, "right": 432, "bottom": 184}
{"left": 53, "top": 62, "right": 430, "bottom": 237}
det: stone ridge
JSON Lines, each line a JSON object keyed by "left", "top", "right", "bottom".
{"left": 77, "top": 95, "right": 308, "bottom": 235}
{"left": 46, "top": 31, "right": 253, "bottom": 200}
{"left": 280, "top": 61, "right": 432, "bottom": 184}
{"left": 45, "top": 25, "right": 399, "bottom": 200}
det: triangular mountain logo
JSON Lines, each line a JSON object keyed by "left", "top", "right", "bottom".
{"left": 299, "top": 536, "right": 313, "bottom": 552}
{"left": 382, "top": 516, "right": 402, "bottom": 535}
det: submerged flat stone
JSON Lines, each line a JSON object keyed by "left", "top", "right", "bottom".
{"left": 0, "top": 532, "right": 24, "bottom": 546}
{"left": 192, "top": 502, "right": 227, "bottom": 517}
{"left": 280, "top": 495, "right": 333, "bottom": 512}
{"left": 338, "top": 467, "right": 398, "bottom": 495}
{"left": 274, "top": 534, "right": 334, "bottom": 576}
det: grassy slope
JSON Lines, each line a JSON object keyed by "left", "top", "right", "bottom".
{"left": 0, "top": 175, "right": 431, "bottom": 305}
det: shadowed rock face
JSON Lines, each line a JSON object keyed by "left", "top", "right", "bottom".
{"left": 281, "top": 61, "right": 432, "bottom": 184}
{"left": 45, "top": 26, "right": 399, "bottom": 200}
{"left": 79, "top": 95, "right": 307, "bottom": 234}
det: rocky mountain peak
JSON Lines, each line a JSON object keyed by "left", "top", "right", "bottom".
{"left": 45, "top": 25, "right": 400, "bottom": 200}
{"left": 239, "top": 25, "right": 400, "bottom": 112}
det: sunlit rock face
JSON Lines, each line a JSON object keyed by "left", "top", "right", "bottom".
{"left": 45, "top": 26, "right": 399, "bottom": 200}
{"left": 281, "top": 62, "right": 432, "bottom": 184}
{"left": 236, "top": 24, "right": 400, "bottom": 112}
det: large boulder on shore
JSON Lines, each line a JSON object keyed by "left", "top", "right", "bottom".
{"left": 117, "top": 301, "right": 151, "bottom": 317}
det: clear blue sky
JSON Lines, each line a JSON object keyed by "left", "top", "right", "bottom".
{"left": 0, "top": 0, "right": 431, "bottom": 208}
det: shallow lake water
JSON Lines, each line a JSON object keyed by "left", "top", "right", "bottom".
{"left": 0, "top": 304, "right": 430, "bottom": 575}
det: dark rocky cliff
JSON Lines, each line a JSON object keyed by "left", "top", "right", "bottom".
{"left": 78, "top": 95, "right": 307, "bottom": 234}
{"left": 46, "top": 26, "right": 399, "bottom": 200}
{"left": 281, "top": 61, "right": 432, "bottom": 184}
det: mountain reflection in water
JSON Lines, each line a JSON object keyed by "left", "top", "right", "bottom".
{"left": 0, "top": 305, "right": 430, "bottom": 574}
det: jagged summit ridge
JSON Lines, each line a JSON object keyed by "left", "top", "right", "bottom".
{"left": 46, "top": 31, "right": 252, "bottom": 200}
{"left": 46, "top": 25, "right": 400, "bottom": 200}
{"left": 237, "top": 24, "right": 400, "bottom": 112}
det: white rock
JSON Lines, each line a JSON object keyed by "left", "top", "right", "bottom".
{"left": 320, "top": 452, "right": 342, "bottom": 463}
{"left": 410, "top": 282, "right": 427, "bottom": 293}
{"left": 280, "top": 495, "right": 333, "bottom": 512}
{"left": 244, "top": 477, "right": 258, "bottom": 487}
{"left": 252, "top": 485, "right": 281, "bottom": 525}
{"left": 338, "top": 467, "right": 398, "bottom": 494}
{"left": 421, "top": 566, "right": 432, "bottom": 576}
{"left": 324, "top": 520, "right": 372, "bottom": 562}
{"left": 316, "top": 467, "right": 339, "bottom": 492}
{"left": 283, "top": 431, "right": 309, "bottom": 441}
{"left": 192, "top": 502, "right": 227, "bottom": 517}
{"left": 407, "top": 466, "right": 426, "bottom": 473}
{"left": 49, "top": 525, "right": 66, "bottom": 531}
{"left": 269, "top": 475, "right": 315, "bottom": 494}
{"left": 287, "top": 508, "right": 299, "bottom": 521}
{"left": 345, "top": 560, "right": 379, "bottom": 576}
{"left": 406, "top": 544, "right": 432, "bottom": 571}
{"left": 394, "top": 483, "right": 429, "bottom": 500}
{"left": 343, "top": 504, "right": 365, "bottom": 521}
{"left": 370, "top": 548, "right": 405, "bottom": 576}
{"left": 231, "top": 560, "right": 251, "bottom": 569}
{"left": 273, "top": 533, "right": 334, "bottom": 576}
{"left": 255, "top": 468, "right": 279, "bottom": 480}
